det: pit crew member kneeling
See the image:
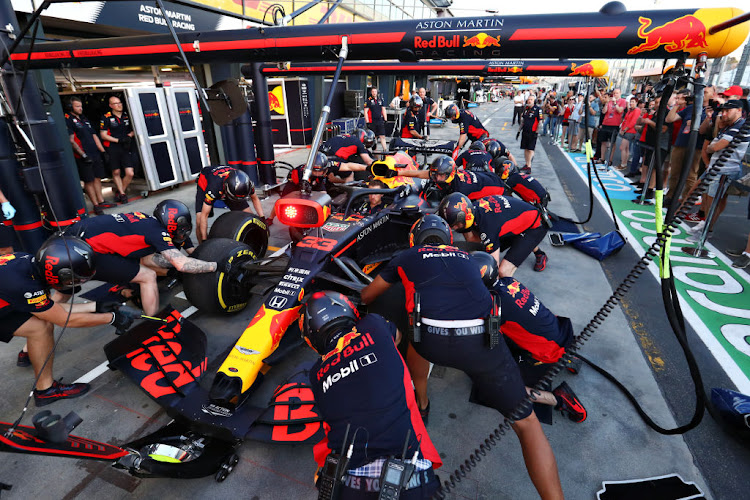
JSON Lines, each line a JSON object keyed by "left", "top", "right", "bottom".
{"left": 304, "top": 291, "right": 441, "bottom": 499}
{"left": 471, "top": 252, "right": 586, "bottom": 423}
{"left": 361, "top": 215, "right": 563, "bottom": 500}
{"left": 399, "top": 156, "right": 505, "bottom": 202}
{"left": 195, "top": 165, "right": 265, "bottom": 243}
{"left": 0, "top": 235, "right": 136, "bottom": 406}
{"left": 439, "top": 192, "right": 548, "bottom": 275}
{"left": 67, "top": 200, "right": 221, "bottom": 316}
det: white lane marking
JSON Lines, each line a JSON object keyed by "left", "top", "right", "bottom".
{"left": 74, "top": 306, "right": 197, "bottom": 384}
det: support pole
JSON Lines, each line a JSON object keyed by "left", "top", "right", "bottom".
{"left": 0, "top": 0, "right": 85, "bottom": 252}
{"left": 250, "top": 62, "right": 276, "bottom": 185}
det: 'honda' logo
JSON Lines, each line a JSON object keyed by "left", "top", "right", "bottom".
{"left": 269, "top": 295, "right": 288, "bottom": 309}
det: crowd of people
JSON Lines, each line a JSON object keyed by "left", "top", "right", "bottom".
{"left": 510, "top": 82, "right": 749, "bottom": 269}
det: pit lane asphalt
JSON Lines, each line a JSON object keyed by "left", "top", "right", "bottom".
{"left": 0, "top": 100, "right": 739, "bottom": 499}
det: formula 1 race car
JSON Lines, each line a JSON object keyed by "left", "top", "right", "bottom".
{"left": 180, "top": 151, "right": 429, "bottom": 408}
{"left": 1, "top": 151, "right": 430, "bottom": 483}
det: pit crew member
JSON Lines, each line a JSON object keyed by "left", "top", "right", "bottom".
{"left": 66, "top": 96, "right": 113, "bottom": 215}
{"left": 456, "top": 140, "right": 493, "bottom": 172}
{"left": 361, "top": 215, "right": 564, "bottom": 500}
{"left": 304, "top": 291, "right": 441, "bottom": 498}
{"left": 400, "top": 96, "right": 426, "bottom": 140}
{"left": 195, "top": 165, "right": 265, "bottom": 243}
{"left": 400, "top": 156, "right": 506, "bottom": 201}
{"left": 364, "top": 88, "right": 388, "bottom": 152}
{"left": 67, "top": 200, "right": 219, "bottom": 316}
{"left": 0, "top": 235, "right": 135, "bottom": 405}
{"left": 471, "top": 252, "right": 586, "bottom": 422}
{"left": 439, "top": 192, "right": 548, "bottom": 275}
{"left": 99, "top": 95, "right": 136, "bottom": 204}
{"left": 482, "top": 137, "right": 518, "bottom": 166}
{"left": 444, "top": 104, "right": 489, "bottom": 150}
{"left": 493, "top": 158, "right": 550, "bottom": 206}
{"left": 320, "top": 129, "right": 375, "bottom": 166}
{"left": 279, "top": 152, "right": 366, "bottom": 198}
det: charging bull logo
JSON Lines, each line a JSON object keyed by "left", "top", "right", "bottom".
{"left": 628, "top": 15, "right": 708, "bottom": 55}
{"left": 508, "top": 66, "right": 523, "bottom": 73}
{"left": 506, "top": 280, "right": 521, "bottom": 297}
{"left": 463, "top": 33, "right": 501, "bottom": 49}
{"left": 569, "top": 62, "right": 596, "bottom": 77}
{"left": 321, "top": 330, "right": 360, "bottom": 362}
{"left": 454, "top": 198, "right": 474, "bottom": 227}
{"left": 269, "top": 85, "right": 285, "bottom": 115}
{"left": 477, "top": 198, "right": 492, "bottom": 212}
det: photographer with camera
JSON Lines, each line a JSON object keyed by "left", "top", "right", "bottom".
{"left": 665, "top": 90, "right": 705, "bottom": 205}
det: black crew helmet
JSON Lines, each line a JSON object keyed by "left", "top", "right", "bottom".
{"left": 483, "top": 139, "right": 502, "bottom": 159}
{"left": 469, "top": 140, "right": 486, "bottom": 152}
{"left": 224, "top": 169, "right": 254, "bottom": 202}
{"left": 409, "top": 95, "right": 423, "bottom": 110}
{"left": 35, "top": 234, "right": 96, "bottom": 290}
{"left": 444, "top": 103, "right": 459, "bottom": 120}
{"left": 153, "top": 199, "right": 193, "bottom": 245}
{"left": 492, "top": 157, "right": 517, "bottom": 179}
{"left": 301, "top": 291, "right": 360, "bottom": 354}
{"left": 312, "top": 151, "right": 329, "bottom": 173}
{"left": 438, "top": 192, "right": 475, "bottom": 233}
{"left": 470, "top": 251, "right": 499, "bottom": 288}
{"left": 409, "top": 214, "right": 453, "bottom": 247}
{"left": 361, "top": 128, "right": 376, "bottom": 149}
{"left": 429, "top": 155, "right": 456, "bottom": 190}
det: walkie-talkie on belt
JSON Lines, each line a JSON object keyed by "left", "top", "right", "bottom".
{"left": 485, "top": 292, "right": 501, "bottom": 349}
{"left": 410, "top": 292, "right": 421, "bottom": 343}
{"left": 378, "top": 429, "right": 417, "bottom": 500}
{"left": 317, "top": 423, "right": 351, "bottom": 500}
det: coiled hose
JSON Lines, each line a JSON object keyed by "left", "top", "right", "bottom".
{"left": 432, "top": 116, "right": 750, "bottom": 499}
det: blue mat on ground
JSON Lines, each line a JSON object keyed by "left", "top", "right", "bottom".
{"left": 549, "top": 215, "right": 580, "bottom": 234}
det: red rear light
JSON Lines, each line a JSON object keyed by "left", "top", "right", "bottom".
{"left": 284, "top": 206, "right": 298, "bottom": 220}
{"left": 275, "top": 191, "right": 332, "bottom": 228}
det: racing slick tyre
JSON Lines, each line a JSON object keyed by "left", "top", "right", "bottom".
{"left": 183, "top": 238, "right": 256, "bottom": 314}
{"left": 208, "top": 211, "right": 269, "bottom": 258}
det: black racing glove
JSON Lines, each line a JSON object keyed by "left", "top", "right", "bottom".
{"left": 81, "top": 154, "right": 93, "bottom": 166}
{"left": 102, "top": 151, "right": 110, "bottom": 165}
{"left": 96, "top": 300, "right": 123, "bottom": 313}
{"left": 120, "top": 136, "right": 132, "bottom": 149}
{"left": 109, "top": 307, "right": 139, "bottom": 335}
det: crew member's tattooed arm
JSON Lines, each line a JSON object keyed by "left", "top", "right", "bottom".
{"left": 159, "top": 249, "right": 218, "bottom": 273}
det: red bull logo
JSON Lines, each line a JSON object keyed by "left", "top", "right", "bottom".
{"left": 166, "top": 207, "right": 178, "bottom": 234}
{"left": 628, "top": 15, "right": 708, "bottom": 55}
{"left": 269, "top": 85, "right": 285, "bottom": 115}
{"left": 321, "top": 330, "right": 361, "bottom": 362}
{"left": 569, "top": 62, "right": 596, "bottom": 77}
{"left": 44, "top": 255, "right": 59, "bottom": 284}
{"left": 506, "top": 280, "right": 521, "bottom": 297}
{"left": 477, "top": 198, "right": 492, "bottom": 212}
{"left": 463, "top": 33, "right": 501, "bottom": 49}
{"left": 454, "top": 198, "right": 474, "bottom": 227}
{"left": 508, "top": 66, "right": 523, "bottom": 73}
{"left": 414, "top": 35, "right": 460, "bottom": 49}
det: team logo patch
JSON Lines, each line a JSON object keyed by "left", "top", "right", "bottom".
{"left": 322, "top": 222, "right": 348, "bottom": 232}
